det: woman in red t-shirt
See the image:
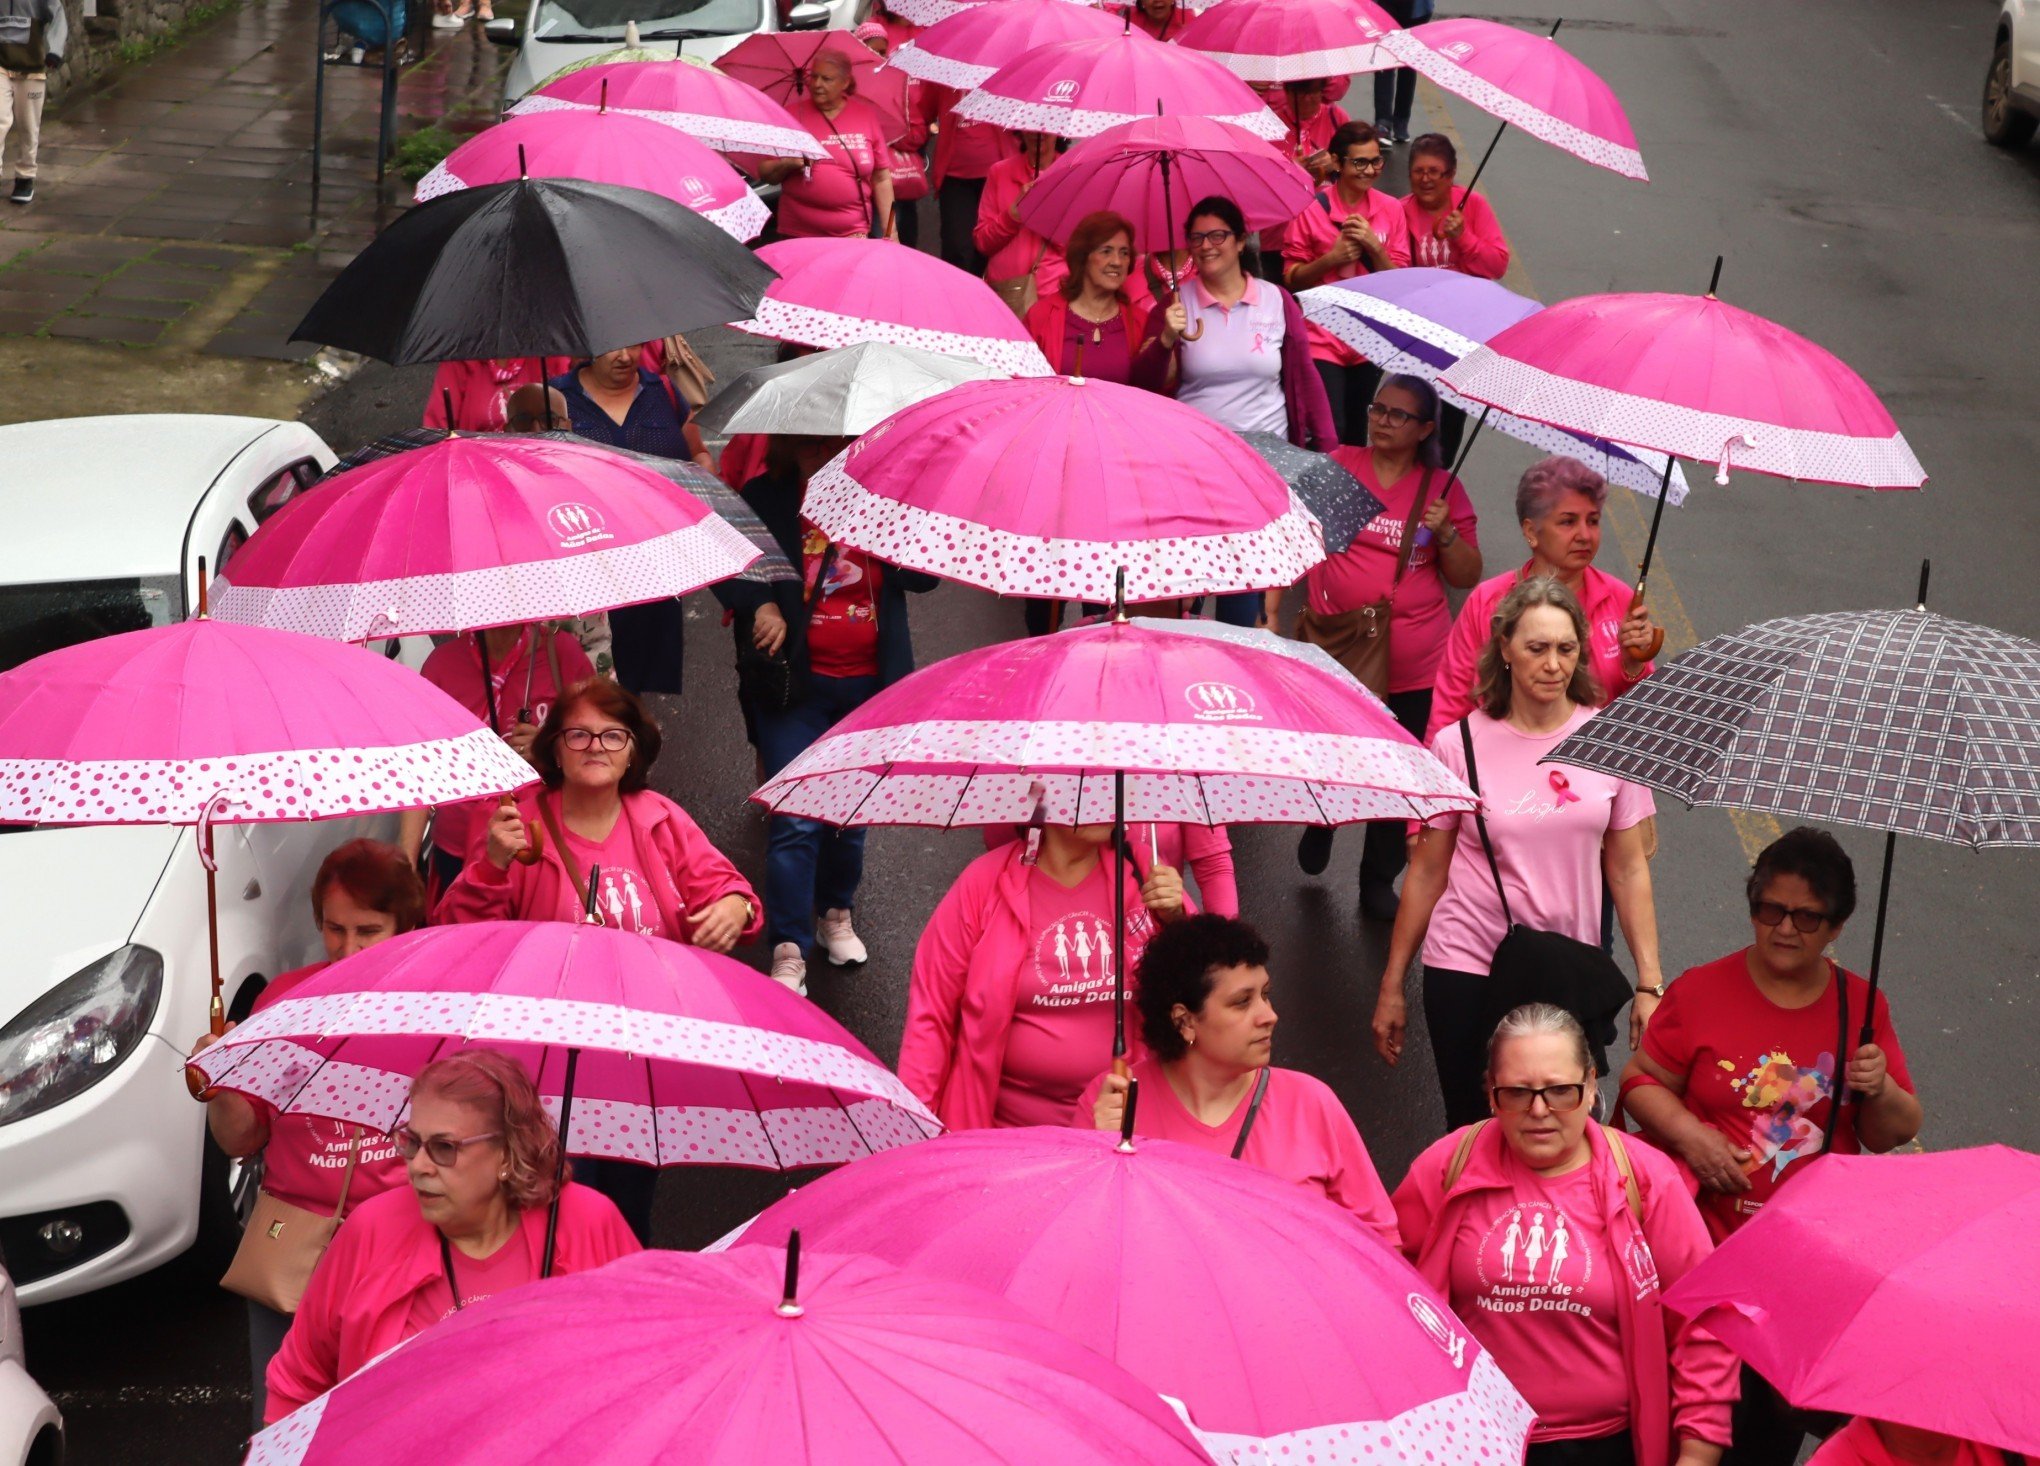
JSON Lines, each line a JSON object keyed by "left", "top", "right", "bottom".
{"left": 1622, "top": 826, "right": 1922, "bottom": 1463}
{"left": 186, "top": 839, "right": 425, "bottom": 1425}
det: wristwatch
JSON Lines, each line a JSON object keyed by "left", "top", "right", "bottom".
{"left": 1637, "top": 982, "right": 1667, "bottom": 999}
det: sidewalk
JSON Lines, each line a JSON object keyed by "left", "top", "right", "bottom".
{"left": 0, "top": 0, "right": 510, "bottom": 423}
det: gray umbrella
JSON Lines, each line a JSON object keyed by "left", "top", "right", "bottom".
{"left": 1236, "top": 431, "right": 1385, "bottom": 555}
{"left": 693, "top": 342, "right": 1006, "bottom": 439}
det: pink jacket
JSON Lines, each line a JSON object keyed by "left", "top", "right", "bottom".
{"left": 1393, "top": 1123, "right": 1737, "bottom": 1462}
{"left": 264, "top": 1181, "right": 640, "bottom": 1422}
{"left": 900, "top": 841, "right": 1181, "bottom": 1130}
{"left": 974, "top": 153, "right": 1057, "bottom": 283}
{"left": 1402, "top": 185, "right": 1511, "bottom": 278}
{"left": 434, "top": 788, "right": 763, "bottom": 945}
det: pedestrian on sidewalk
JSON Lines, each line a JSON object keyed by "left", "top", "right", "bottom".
{"left": 0, "top": 0, "right": 63, "bottom": 205}
{"left": 1371, "top": 0, "right": 1430, "bottom": 146}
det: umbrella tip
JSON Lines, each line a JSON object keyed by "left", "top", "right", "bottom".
{"left": 1110, "top": 566, "right": 1129, "bottom": 624}
{"left": 196, "top": 554, "right": 210, "bottom": 619}
{"left": 517, "top": 142, "right": 528, "bottom": 182}
{"left": 1915, "top": 558, "right": 1930, "bottom": 612}
{"left": 1116, "top": 1078, "right": 1140, "bottom": 1153}
{"left": 1704, "top": 254, "right": 1724, "bottom": 300}
{"left": 776, "top": 1230, "right": 804, "bottom": 1317}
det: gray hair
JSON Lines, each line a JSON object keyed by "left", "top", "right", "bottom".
{"left": 1485, "top": 1003, "right": 1596, "bottom": 1083}
{"left": 1515, "top": 455, "right": 1608, "bottom": 525}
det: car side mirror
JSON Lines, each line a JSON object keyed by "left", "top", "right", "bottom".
{"left": 785, "top": 2, "right": 829, "bottom": 29}
{"left": 485, "top": 16, "right": 519, "bottom": 44}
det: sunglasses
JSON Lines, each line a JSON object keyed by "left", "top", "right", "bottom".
{"left": 1490, "top": 1083, "right": 1589, "bottom": 1114}
{"left": 394, "top": 1125, "right": 501, "bottom": 1167}
{"left": 561, "top": 726, "right": 633, "bottom": 752}
{"left": 1751, "top": 900, "right": 1832, "bottom": 933}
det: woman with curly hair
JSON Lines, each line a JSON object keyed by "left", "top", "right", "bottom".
{"left": 262, "top": 1051, "right": 640, "bottom": 1422}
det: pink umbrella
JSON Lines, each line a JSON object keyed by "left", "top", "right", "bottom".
{"left": 1017, "top": 114, "right": 1316, "bottom": 254}
{"left": 717, "top": 30, "right": 911, "bottom": 143}
{"left": 952, "top": 31, "right": 1286, "bottom": 141}
{"left": 211, "top": 435, "right": 761, "bottom": 645}
{"left": 732, "top": 237, "right": 1053, "bottom": 377}
{"left": 508, "top": 59, "right": 831, "bottom": 163}
{"left": 722, "top": 1127, "right": 1536, "bottom": 1461}
{"left": 884, "top": 0, "right": 1093, "bottom": 27}
{"left": 888, "top": 0, "right": 1125, "bottom": 90}
{"left": 803, "top": 375, "right": 1323, "bottom": 603}
{"left": 1664, "top": 1147, "right": 2040, "bottom": 1456}
{"left": 1176, "top": 0, "right": 1396, "bottom": 85}
{"left": 247, "top": 1246, "right": 1216, "bottom": 1465}
{"left": 1379, "top": 17, "right": 1646, "bottom": 184}
{"left": 414, "top": 110, "right": 770, "bottom": 242}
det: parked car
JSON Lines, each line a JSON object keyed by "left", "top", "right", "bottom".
{"left": 1985, "top": 0, "right": 2040, "bottom": 147}
{"left": 492, "top": 0, "right": 860, "bottom": 105}
{"left": 0, "top": 1261, "right": 59, "bottom": 1466}
{"left": 0, "top": 416, "right": 422, "bottom": 1306}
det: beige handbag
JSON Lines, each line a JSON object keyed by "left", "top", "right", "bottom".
{"left": 1292, "top": 468, "right": 1433, "bottom": 697}
{"left": 988, "top": 238, "right": 1050, "bottom": 320}
{"left": 661, "top": 333, "right": 715, "bottom": 409}
{"left": 220, "top": 1134, "right": 361, "bottom": 1315}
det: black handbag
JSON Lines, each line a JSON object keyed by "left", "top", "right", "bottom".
{"left": 1458, "top": 718, "right": 1634, "bottom": 1074}
{"left": 736, "top": 542, "right": 836, "bottom": 715}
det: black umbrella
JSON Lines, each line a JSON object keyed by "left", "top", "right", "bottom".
{"left": 292, "top": 176, "right": 777, "bottom": 365}
{"left": 1236, "top": 430, "right": 1385, "bottom": 555}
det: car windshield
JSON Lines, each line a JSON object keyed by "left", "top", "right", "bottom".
{"left": 531, "top": 0, "right": 764, "bottom": 42}
{"left": 0, "top": 576, "right": 180, "bottom": 675}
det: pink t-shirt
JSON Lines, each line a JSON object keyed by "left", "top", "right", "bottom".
{"left": 1402, "top": 185, "right": 1511, "bottom": 278}
{"left": 1808, "top": 1420, "right": 2006, "bottom": 1466}
{"left": 247, "top": 965, "right": 406, "bottom": 1215}
{"left": 1445, "top": 1164, "right": 1628, "bottom": 1442}
{"left": 1281, "top": 188, "right": 1413, "bottom": 365}
{"left": 778, "top": 96, "right": 894, "bottom": 239}
{"left": 1304, "top": 454, "right": 1479, "bottom": 693}
{"left": 561, "top": 810, "right": 681, "bottom": 940}
{"left": 1073, "top": 1057, "right": 1399, "bottom": 1245}
{"left": 995, "top": 862, "right": 1156, "bottom": 1128}
{"left": 922, "top": 85, "right": 1015, "bottom": 183}
{"left": 421, "top": 358, "right": 571, "bottom": 431}
{"left": 1421, "top": 707, "right": 1656, "bottom": 976}
{"left": 1175, "top": 272, "right": 1291, "bottom": 437}
{"left": 1259, "top": 101, "right": 1347, "bottom": 260}
{"left": 419, "top": 629, "right": 594, "bottom": 863}
{"left": 403, "top": 1229, "right": 535, "bottom": 1334}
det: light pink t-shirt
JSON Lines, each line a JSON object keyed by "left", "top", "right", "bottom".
{"left": 778, "top": 96, "right": 893, "bottom": 239}
{"left": 1073, "top": 1057, "right": 1399, "bottom": 1246}
{"left": 561, "top": 811, "right": 680, "bottom": 940}
{"left": 996, "top": 862, "right": 1155, "bottom": 1128}
{"left": 1421, "top": 707, "right": 1655, "bottom": 976}
{"left": 404, "top": 1229, "right": 534, "bottom": 1334}
{"left": 1175, "top": 272, "right": 1290, "bottom": 438}
{"left": 1445, "top": 1164, "right": 1628, "bottom": 1441}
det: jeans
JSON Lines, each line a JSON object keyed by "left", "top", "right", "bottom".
{"left": 247, "top": 1298, "right": 293, "bottom": 1427}
{"left": 1373, "top": 4, "right": 1424, "bottom": 132}
{"left": 754, "top": 672, "right": 881, "bottom": 952}
{"left": 1213, "top": 592, "right": 1263, "bottom": 627}
{"left": 609, "top": 596, "right": 685, "bottom": 696}
{"left": 1316, "top": 359, "right": 1384, "bottom": 448}
{"left": 938, "top": 176, "right": 988, "bottom": 275}
{"left": 1525, "top": 1432, "right": 1634, "bottom": 1466}
{"left": 1421, "top": 963, "right": 1493, "bottom": 1129}
{"left": 1361, "top": 687, "right": 1433, "bottom": 890}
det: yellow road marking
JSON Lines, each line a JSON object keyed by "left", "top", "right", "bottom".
{"left": 1413, "top": 78, "right": 1781, "bottom": 863}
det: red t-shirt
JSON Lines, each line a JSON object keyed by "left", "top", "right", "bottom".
{"left": 404, "top": 1230, "right": 534, "bottom": 1333}
{"left": 1445, "top": 1164, "right": 1628, "bottom": 1442}
{"left": 802, "top": 521, "right": 883, "bottom": 679}
{"left": 995, "top": 861, "right": 1155, "bottom": 1128}
{"left": 1642, "top": 951, "right": 1914, "bottom": 1242}
{"left": 562, "top": 812, "right": 679, "bottom": 940}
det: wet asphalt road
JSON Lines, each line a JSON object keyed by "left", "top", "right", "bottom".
{"left": 22, "top": 0, "right": 2040, "bottom": 1460}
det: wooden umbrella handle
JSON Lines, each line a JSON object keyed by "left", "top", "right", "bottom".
{"left": 506, "top": 793, "right": 544, "bottom": 866}
{"left": 1630, "top": 588, "right": 1665, "bottom": 662}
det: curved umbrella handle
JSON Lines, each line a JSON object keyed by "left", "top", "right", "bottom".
{"left": 506, "top": 793, "right": 545, "bottom": 866}
{"left": 1628, "top": 588, "right": 1665, "bottom": 662}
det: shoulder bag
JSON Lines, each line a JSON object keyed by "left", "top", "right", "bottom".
{"left": 736, "top": 541, "right": 837, "bottom": 715}
{"left": 220, "top": 1133, "right": 361, "bottom": 1314}
{"left": 1293, "top": 467, "right": 1433, "bottom": 697}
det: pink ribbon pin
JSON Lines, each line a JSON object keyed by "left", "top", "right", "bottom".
{"left": 1250, "top": 330, "right": 1268, "bottom": 354}
{"left": 1548, "top": 770, "right": 1581, "bottom": 805}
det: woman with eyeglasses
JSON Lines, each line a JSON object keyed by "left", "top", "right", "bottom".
{"left": 1394, "top": 1004, "right": 1738, "bottom": 1466}
{"left": 1282, "top": 120, "right": 1412, "bottom": 446}
{"left": 1371, "top": 578, "right": 1661, "bottom": 1127}
{"left": 187, "top": 840, "right": 423, "bottom": 1425}
{"left": 263, "top": 1051, "right": 639, "bottom": 1424}
{"left": 1132, "top": 194, "right": 1336, "bottom": 627}
{"left": 1294, "top": 373, "right": 1480, "bottom": 916}
{"left": 1402, "top": 132, "right": 1511, "bottom": 279}
{"left": 1620, "top": 827, "right": 1920, "bottom": 1466}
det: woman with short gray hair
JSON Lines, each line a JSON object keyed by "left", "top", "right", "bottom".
{"left": 1426, "top": 454, "right": 1660, "bottom": 742}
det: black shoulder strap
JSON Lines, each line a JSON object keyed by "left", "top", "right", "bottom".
{"left": 1231, "top": 1066, "right": 1272, "bottom": 1160}
{"left": 1458, "top": 718, "right": 1514, "bottom": 928}
{"left": 1315, "top": 189, "right": 1333, "bottom": 217}
{"left": 1818, "top": 958, "right": 1849, "bottom": 1156}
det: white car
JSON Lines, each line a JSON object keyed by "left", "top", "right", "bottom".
{"left": 0, "top": 416, "right": 418, "bottom": 1306}
{"left": 0, "top": 1263, "right": 59, "bottom": 1466}
{"left": 492, "top": 0, "right": 859, "bottom": 106}
{"left": 1985, "top": 0, "right": 2040, "bottom": 147}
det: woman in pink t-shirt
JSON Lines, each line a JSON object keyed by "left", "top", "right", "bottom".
{"left": 756, "top": 51, "right": 897, "bottom": 239}
{"left": 899, "top": 824, "right": 1190, "bottom": 1131}
{"left": 1076, "top": 915, "right": 1398, "bottom": 1244}
{"left": 264, "top": 1052, "right": 639, "bottom": 1423}
{"left": 1372, "top": 576, "right": 1663, "bottom": 1128}
{"left": 1393, "top": 1004, "right": 1737, "bottom": 1466}
{"left": 186, "top": 839, "right": 424, "bottom": 1425}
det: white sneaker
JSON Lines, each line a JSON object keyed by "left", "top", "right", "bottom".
{"left": 430, "top": 11, "right": 463, "bottom": 27}
{"left": 770, "top": 942, "right": 808, "bottom": 997}
{"left": 818, "top": 908, "right": 868, "bottom": 966}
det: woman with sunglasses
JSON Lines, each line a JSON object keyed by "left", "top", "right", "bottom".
{"left": 263, "top": 1051, "right": 639, "bottom": 1424}
{"left": 1282, "top": 120, "right": 1412, "bottom": 446}
{"left": 1394, "top": 1004, "right": 1737, "bottom": 1466}
{"left": 187, "top": 840, "right": 423, "bottom": 1424}
{"left": 1620, "top": 827, "right": 1920, "bottom": 1465}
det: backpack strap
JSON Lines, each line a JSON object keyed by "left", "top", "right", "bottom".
{"left": 1601, "top": 1124, "right": 1645, "bottom": 1225}
{"left": 1444, "top": 1119, "right": 1489, "bottom": 1191}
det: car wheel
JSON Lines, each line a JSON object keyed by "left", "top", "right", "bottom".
{"left": 1984, "top": 40, "right": 2039, "bottom": 147}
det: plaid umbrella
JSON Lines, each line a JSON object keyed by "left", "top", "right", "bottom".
{"left": 330, "top": 428, "right": 796, "bottom": 586}
{"left": 1236, "top": 431, "right": 1383, "bottom": 555}
{"left": 1544, "top": 571, "right": 2039, "bottom": 1057}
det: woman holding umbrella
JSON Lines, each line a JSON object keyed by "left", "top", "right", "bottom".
{"left": 1621, "top": 827, "right": 1920, "bottom": 1464}
{"left": 1079, "top": 914, "right": 1399, "bottom": 1243}
{"left": 1403, "top": 133, "right": 1511, "bottom": 278}
{"left": 1394, "top": 1004, "right": 1737, "bottom": 1466}
{"left": 263, "top": 1051, "right": 639, "bottom": 1423}
{"left": 757, "top": 50, "right": 899, "bottom": 239}
{"left": 1023, "top": 210, "right": 1153, "bottom": 385}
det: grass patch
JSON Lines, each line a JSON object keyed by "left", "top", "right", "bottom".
{"left": 115, "top": 0, "right": 243, "bottom": 64}
{"left": 391, "top": 124, "right": 462, "bottom": 183}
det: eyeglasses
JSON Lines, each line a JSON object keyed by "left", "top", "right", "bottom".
{"left": 1490, "top": 1083, "right": 1589, "bottom": 1114}
{"left": 1751, "top": 900, "right": 1832, "bottom": 933}
{"left": 394, "top": 1125, "right": 502, "bottom": 1167}
{"left": 561, "top": 726, "right": 633, "bottom": 752}
{"left": 1408, "top": 166, "right": 1451, "bottom": 183}
{"left": 1341, "top": 153, "right": 1385, "bottom": 172}
{"left": 1365, "top": 402, "right": 1423, "bottom": 428}
{"left": 1185, "top": 228, "right": 1235, "bottom": 247}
